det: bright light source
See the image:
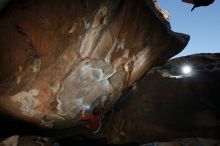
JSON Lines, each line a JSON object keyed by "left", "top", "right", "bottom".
{"left": 182, "top": 65, "right": 192, "bottom": 75}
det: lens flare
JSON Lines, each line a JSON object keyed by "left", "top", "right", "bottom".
{"left": 182, "top": 65, "right": 192, "bottom": 75}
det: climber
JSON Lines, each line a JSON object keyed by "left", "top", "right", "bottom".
{"left": 80, "top": 98, "right": 105, "bottom": 134}
{"left": 182, "top": 0, "right": 215, "bottom": 11}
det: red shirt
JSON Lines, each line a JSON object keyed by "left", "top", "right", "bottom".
{"left": 80, "top": 113, "right": 101, "bottom": 132}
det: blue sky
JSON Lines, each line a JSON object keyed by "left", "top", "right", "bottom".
{"left": 157, "top": 0, "right": 220, "bottom": 58}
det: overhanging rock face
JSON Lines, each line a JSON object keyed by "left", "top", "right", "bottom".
{"left": 0, "top": 0, "right": 189, "bottom": 129}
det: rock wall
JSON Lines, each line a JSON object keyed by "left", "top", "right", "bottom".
{"left": 106, "top": 53, "right": 220, "bottom": 144}
{"left": 0, "top": 0, "right": 189, "bottom": 129}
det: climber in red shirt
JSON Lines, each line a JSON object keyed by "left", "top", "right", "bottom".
{"left": 80, "top": 99, "right": 105, "bottom": 134}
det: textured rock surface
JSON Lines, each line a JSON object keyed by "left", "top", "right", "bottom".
{"left": 0, "top": 0, "right": 189, "bottom": 129}
{"left": 106, "top": 53, "right": 220, "bottom": 144}
{"left": 1, "top": 136, "right": 219, "bottom": 146}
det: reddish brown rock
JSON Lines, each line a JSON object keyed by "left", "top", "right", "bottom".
{"left": 0, "top": 0, "right": 189, "bottom": 129}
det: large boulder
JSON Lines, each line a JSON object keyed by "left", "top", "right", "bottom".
{"left": 1, "top": 54, "right": 218, "bottom": 145}
{"left": 106, "top": 53, "right": 220, "bottom": 144}
{"left": 0, "top": 0, "right": 189, "bottom": 129}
